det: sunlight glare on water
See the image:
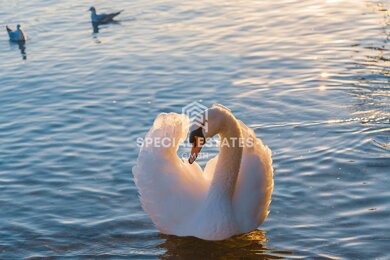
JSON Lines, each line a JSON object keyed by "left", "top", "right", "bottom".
{"left": 0, "top": 0, "right": 389, "bottom": 258}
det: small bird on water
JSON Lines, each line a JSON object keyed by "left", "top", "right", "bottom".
{"left": 89, "top": 6, "right": 123, "bottom": 25}
{"left": 6, "top": 24, "right": 27, "bottom": 42}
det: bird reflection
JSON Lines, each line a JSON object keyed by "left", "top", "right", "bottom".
{"left": 91, "top": 22, "right": 102, "bottom": 44}
{"left": 91, "top": 20, "right": 121, "bottom": 34}
{"left": 156, "top": 230, "right": 293, "bottom": 259}
{"left": 9, "top": 41, "right": 27, "bottom": 60}
{"left": 92, "top": 22, "right": 99, "bottom": 33}
{"left": 18, "top": 42, "right": 27, "bottom": 60}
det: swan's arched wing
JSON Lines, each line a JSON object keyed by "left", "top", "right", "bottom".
{"left": 233, "top": 121, "right": 274, "bottom": 233}
{"left": 132, "top": 113, "right": 207, "bottom": 234}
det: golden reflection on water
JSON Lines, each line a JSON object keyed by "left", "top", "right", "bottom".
{"left": 351, "top": 1, "right": 389, "bottom": 128}
{"left": 157, "top": 230, "right": 293, "bottom": 259}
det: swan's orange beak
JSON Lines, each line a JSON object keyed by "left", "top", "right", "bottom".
{"left": 189, "top": 140, "right": 204, "bottom": 164}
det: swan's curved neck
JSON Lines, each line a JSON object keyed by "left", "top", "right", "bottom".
{"left": 210, "top": 114, "right": 243, "bottom": 199}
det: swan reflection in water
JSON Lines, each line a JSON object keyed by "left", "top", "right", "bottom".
{"left": 157, "top": 230, "right": 294, "bottom": 259}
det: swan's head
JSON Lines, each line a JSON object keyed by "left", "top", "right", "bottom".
{"left": 17, "top": 24, "right": 21, "bottom": 30}
{"left": 89, "top": 6, "right": 96, "bottom": 13}
{"left": 188, "top": 104, "right": 231, "bottom": 164}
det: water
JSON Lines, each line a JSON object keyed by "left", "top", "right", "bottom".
{"left": 0, "top": 0, "right": 389, "bottom": 258}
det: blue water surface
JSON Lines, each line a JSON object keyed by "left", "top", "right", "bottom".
{"left": 0, "top": 0, "right": 389, "bottom": 258}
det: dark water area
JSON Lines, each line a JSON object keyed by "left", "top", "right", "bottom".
{"left": 0, "top": 0, "right": 389, "bottom": 258}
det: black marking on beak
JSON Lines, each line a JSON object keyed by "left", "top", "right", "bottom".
{"left": 189, "top": 127, "right": 205, "bottom": 144}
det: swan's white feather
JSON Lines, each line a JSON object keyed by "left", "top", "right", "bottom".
{"left": 132, "top": 110, "right": 273, "bottom": 240}
{"left": 132, "top": 113, "right": 208, "bottom": 234}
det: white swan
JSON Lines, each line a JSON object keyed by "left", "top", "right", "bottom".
{"left": 132, "top": 104, "right": 273, "bottom": 240}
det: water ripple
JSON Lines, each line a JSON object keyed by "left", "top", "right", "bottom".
{"left": 0, "top": 0, "right": 389, "bottom": 258}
